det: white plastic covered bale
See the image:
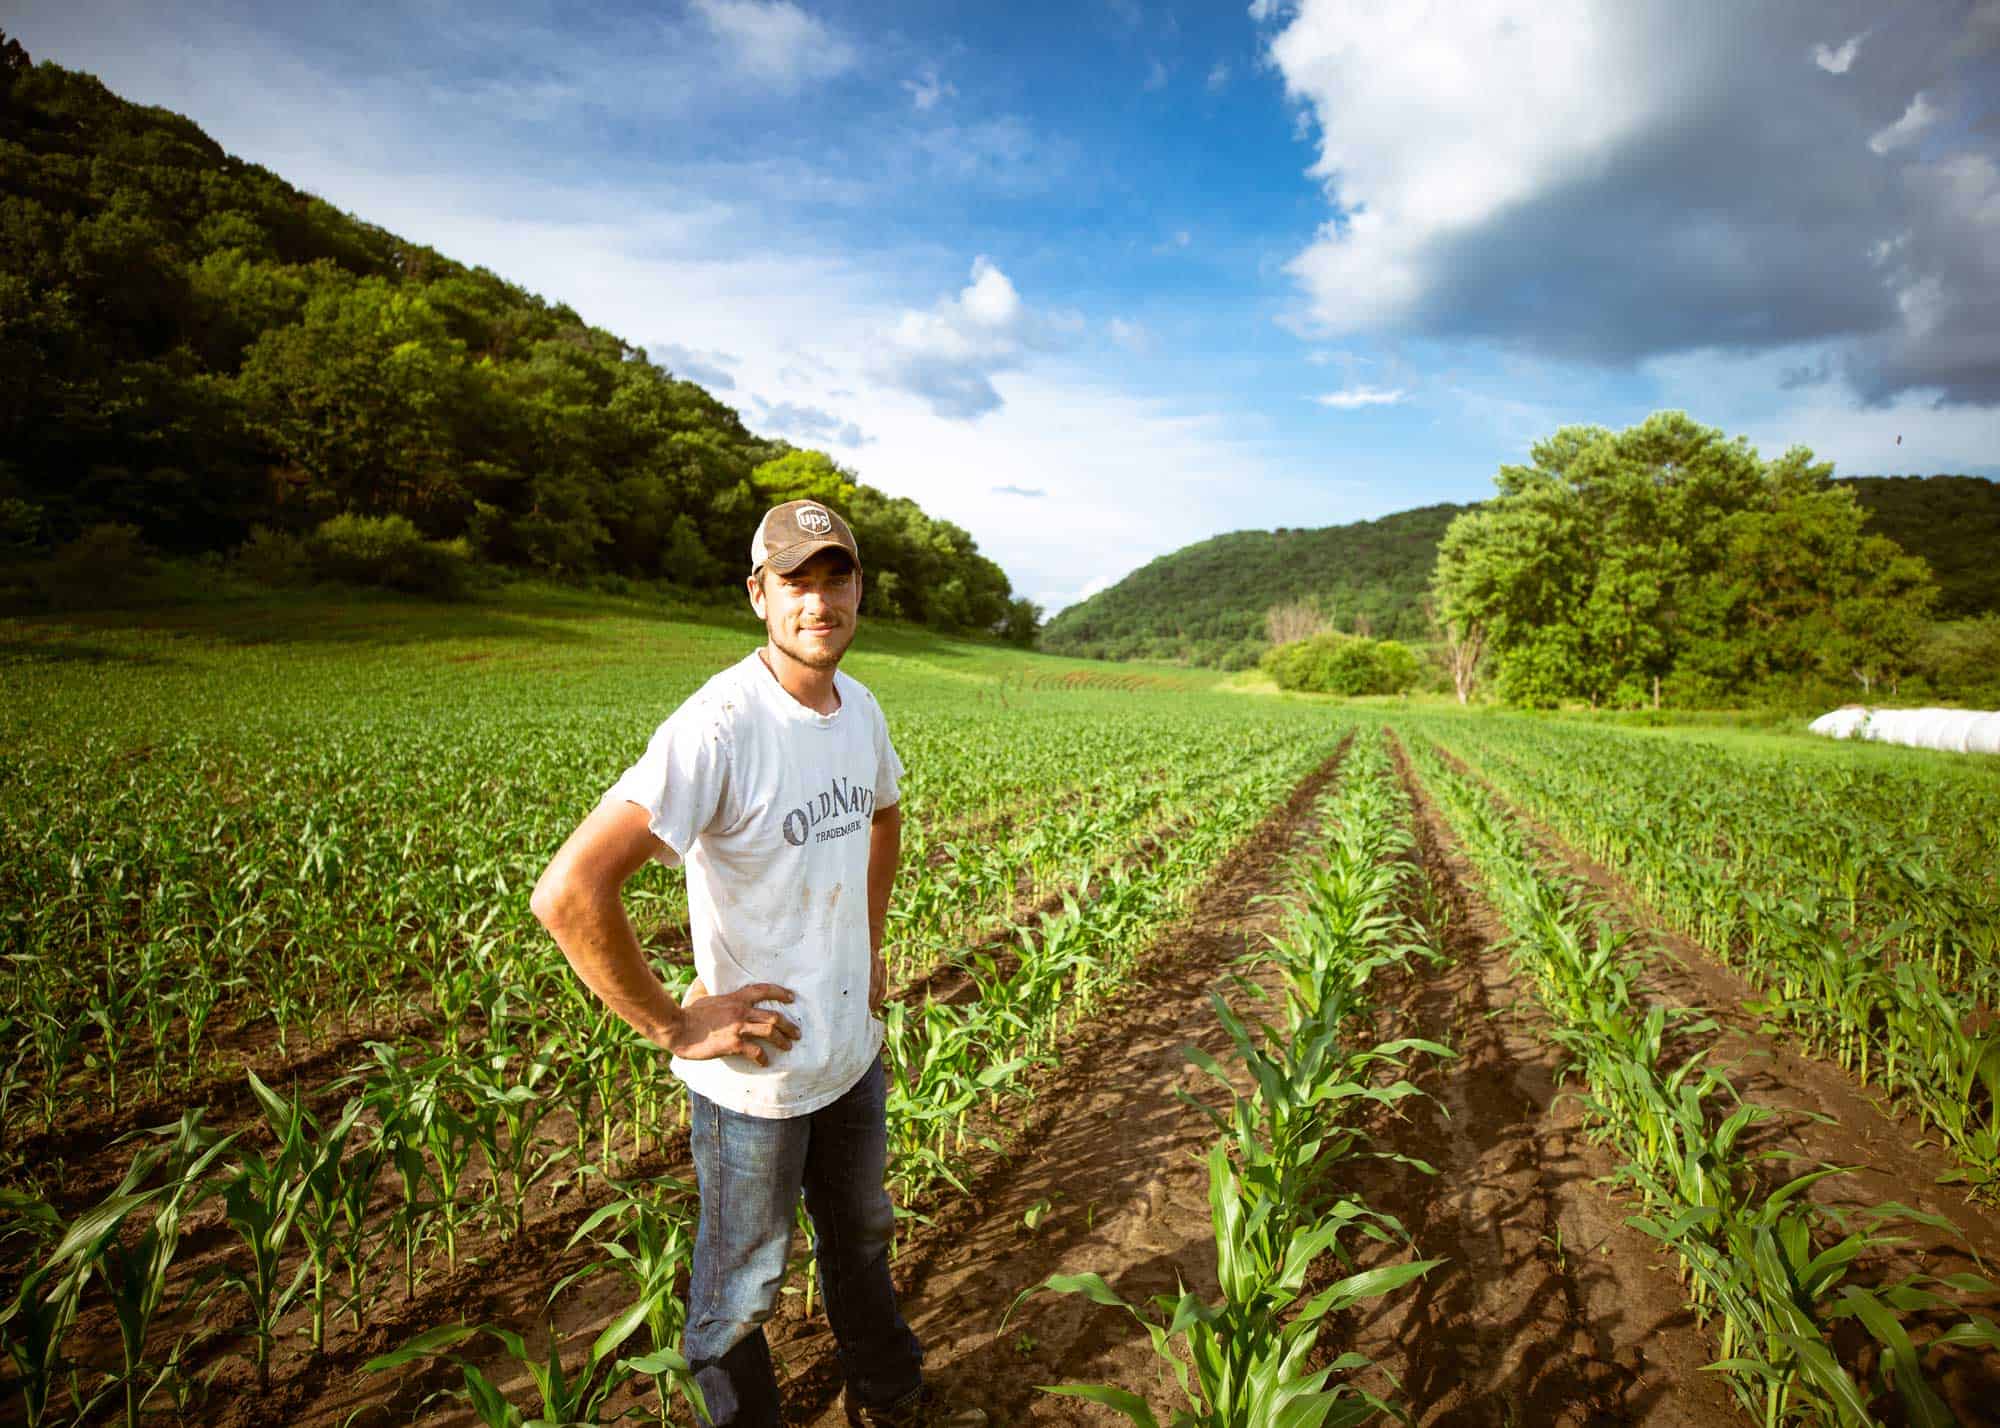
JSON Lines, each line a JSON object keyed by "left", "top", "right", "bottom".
{"left": 1809, "top": 707, "right": 1870, "bottom": 739}
{"left": 1812, "top": 706, "right": 2000, "bottom": 754}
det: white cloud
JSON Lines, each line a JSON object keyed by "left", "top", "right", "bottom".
{"left": 1313, "top": 385, "right": 1407, "bottom": 409}
{"left": 1042, "top": 572, "right": 1119, "bottom": 613}
{"left": 872, "top": 257, "right": 1054, "bottom": 419}
{"left": 691, "top": 0, "right": 857, "bottom": 91}
{"left": 1270, "top": 0, "right": 1663, "bottom": 334}
{"left": 903, "top": 67, "right": 956, "bottom": 111}
{"left": 1812, "top": 32, "right": 1865, "bottom": 75}
{"left": 1106, "top": 317, "right": 1154, "bottom": 353}
{"left": 650, "top": 342, "right": 740, "bottom": 390}
{"left": 1643, "top": 346, "right": 2000, "bottom": 477}
{"left": 1247, "top": 0, "right": 1282, "bottom": 23}
{"left": 1206, "top": 61, "right": 1231, "bottom": 93}
{"left": 1868, "top": 91, "right": 1940, "bottom": 155}
{"left": 1144, "top": 57, "right": 1169, "bottom": 91}
{"left": 753, "top": 398, "right": 871, "bottom": 447}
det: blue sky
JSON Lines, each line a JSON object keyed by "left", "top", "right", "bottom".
{"left": 12, "top": 0, "right": 2000, "bottom": 610}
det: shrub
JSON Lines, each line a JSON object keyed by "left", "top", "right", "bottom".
{"left": 232, "top": 525, "right": 314, "bottom": 587}
{"left": 0, "top": 497, "right": 44, "bottom": 555}
{"left": 1261, "top": 631, "right": 1423, "bottom": 696}
{"left": 1922, "top": 617, "right": 2000, "bottom": 706}
{"left": 28, "top": 522, "right": 156, "bottom": 610}
{"left": 309, "top": 513, "right": 470, "bottom": 599}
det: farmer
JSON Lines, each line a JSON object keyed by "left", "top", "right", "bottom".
{"left": 530, "top": 500, "right": 984, "bottom": 1428}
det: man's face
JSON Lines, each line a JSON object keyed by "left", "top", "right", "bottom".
{"left": 748, "top": 548, "right": 862, "bottom": 670}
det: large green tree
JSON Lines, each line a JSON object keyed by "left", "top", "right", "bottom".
{"left": 1432, "top": 412, "right": 1937, "bottom": 707}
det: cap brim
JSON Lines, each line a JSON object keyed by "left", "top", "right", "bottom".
{"left": 763, "top": 539, "right": 860, "bottom": 574}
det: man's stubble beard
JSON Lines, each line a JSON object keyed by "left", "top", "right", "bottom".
{"left": 767, "top": 619, "right": 855, "bottom": 671}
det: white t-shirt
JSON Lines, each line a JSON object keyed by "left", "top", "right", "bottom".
{"left": 600, "top": 651, "right": 904, "bottom": 1118}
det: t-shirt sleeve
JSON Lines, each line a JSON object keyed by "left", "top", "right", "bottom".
{"left": 599, "top": 705, "right": 732, "bottom": 867}
{"left": 874, "top": 703, "right": 905, "bottom": 811}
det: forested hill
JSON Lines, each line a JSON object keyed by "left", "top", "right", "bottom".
{"left": 0, "top": 40, "right": 1031, "bottom": 635}
{"left": 1040, "top": 504, "right": 1464, "bottom": 668}
{"left": 1835, "top": 476, "right": 2000, "bottom": 620}
{"left": 1042, "top": 476, "right": 1999, "bottom": 668}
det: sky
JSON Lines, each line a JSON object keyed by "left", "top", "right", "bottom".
{"left": 10, "top": 0, "right": 2000, "bottom": 611}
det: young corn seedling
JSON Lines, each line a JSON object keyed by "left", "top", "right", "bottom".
{"left": 1016, "top": 1145, "right": 1438, "bottom": 1428}
{"left": 366, "top": 1298, "right": 702, "bottom": 1428}
{"left": 220, "top": 1072, "right": 325, "bottom": 1389}
{"left": 0, "top": 1189, "right": 86, "bottom": 1428}
{"left": 549, "top": 1175, "right": 705, "bottom": 1426}
{"left": 44, "top": 1109, "right": 238, "bottom": 1427}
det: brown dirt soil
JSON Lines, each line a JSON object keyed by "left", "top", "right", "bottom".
{"left": 1324, "top": 734, "right": 1740, "bottom": 1427}
{"left": 777, "top": 738, "right": 1359, "bottom": 1428}
{"left": 771, "top": 730, "right": 1734, "bottom": 1428}
{"left": 1421, "top": 736, "right": 2000, "bottom": 1423}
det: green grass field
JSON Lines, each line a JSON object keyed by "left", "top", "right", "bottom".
{"left": 1, "top": 582, "right": 1234, "bottom": 754}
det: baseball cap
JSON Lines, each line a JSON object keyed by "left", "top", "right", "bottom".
{"left": 750, "top": 500, "right": 862, "bottom": 575}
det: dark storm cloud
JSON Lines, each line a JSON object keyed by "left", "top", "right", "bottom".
{"left": 1277, "top": 0, "right": 2000, "bottom": 405}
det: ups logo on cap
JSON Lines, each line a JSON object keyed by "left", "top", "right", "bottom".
{"left": 796, "top": 506, "right": 833, "bottom": 535}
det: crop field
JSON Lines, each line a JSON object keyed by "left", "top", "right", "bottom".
{"left": 4, "top": 590, "right": 2000, "bottom": 1427}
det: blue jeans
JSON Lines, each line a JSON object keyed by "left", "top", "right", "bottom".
{"left": 685, "top": 1056, "right": 923, "bottom": 1426}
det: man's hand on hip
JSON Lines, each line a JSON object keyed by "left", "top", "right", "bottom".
{"left": 661, "top": 981, "right": 800, "bottom": 1065}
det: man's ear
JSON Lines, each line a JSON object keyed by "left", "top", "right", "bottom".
{"left": 746, "top": 569, "right": 765, "bottom": 617}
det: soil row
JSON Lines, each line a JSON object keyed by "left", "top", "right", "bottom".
{"left": 1405, "top": 730, "right": 2000, "bottom": 1421}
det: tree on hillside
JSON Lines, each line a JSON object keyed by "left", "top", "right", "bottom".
{"left": 752, "top": 449, "right": 854, "bottom": 508}
{"left": 1432, "top": 412, "right": 1939, "bottom": 707}
{"left": 1265, "top": 599, "right": 1328, "bottom": 646}
{"left": 1422, "top": 593, "right": 1485, "bottom": 705}
{"left": 0, "top": 31, "right": 29, "bottom": 87}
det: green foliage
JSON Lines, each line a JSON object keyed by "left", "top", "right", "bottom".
{"left": 0, "top": 54, "right": 1027, "bottom": 634}
{"left": 996, "top": 596, "right": 1044, "bottom": 647}
{"left": 307, "top": 513, "right": 470, "bottom": 599}
{"left": 1260, "top": 631, "right": 1421, "bottom": 696}
{"left": 1403, "top": 721, "right": 2000, "bottom": 1418}
{"left": 1919, "top": 617, "right": 2000, "bottom": 708}
{"left": 1840, "top": 475, "right": 2000, "bottom": 620}
{"left": 1041, "top": 476, "right": 1992, "bottom": 678}
{"left": 1432, "top": 413, "right": 1942, "bottom": 708}
{"left": 750, "top": 449, "right": 853, "bottom": 508}
{"left": 15, "top": 521, "right": 156, "bottom": 611}
{"left": 229, "top": 525, "right": 312, "bottom": 587}
{"left": 1042, "top": 506, "right": 1463, "bottom": 667}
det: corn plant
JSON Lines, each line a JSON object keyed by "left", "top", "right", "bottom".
{"left": 550, "top": 1174, "right": 706, "bottom": 1425}
{"left": 39, "top": 1110, "right": 237, "bottom": 1427}
{"left": 0, "top": 1188, "right": 84, "bottom": 1428}
{"left": 1021, "top": 1145, "right": 1438, "bottom": 1428}
{"left": 1015, "top": 731, "right": 1443, "bottom": 1426}
{"left": 366, "top": 1299, "right": 701, "bottom": 1428}
{"left": 1406, "top": 730, "right": 2000, "bottom": 1425}
{"left": 219, "top": 1072, "right": 330, "bottom": 1389}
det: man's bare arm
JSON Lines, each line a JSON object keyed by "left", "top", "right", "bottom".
{"left": 531, "top": 800, "right": 799, "bottom": 1064}
{"left": 866, "top": 799, "right": 903, "bottom": 1011}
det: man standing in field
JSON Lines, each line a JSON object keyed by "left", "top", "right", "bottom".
{"left": 531, "top": 501, "right": 984, "bottom": 1428}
